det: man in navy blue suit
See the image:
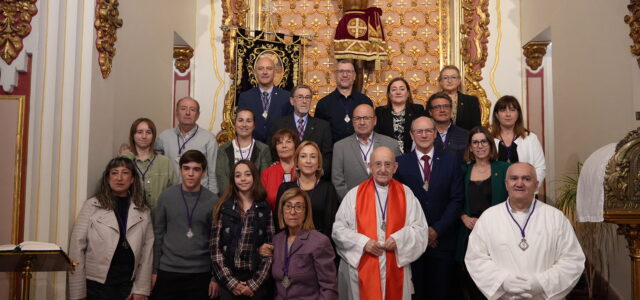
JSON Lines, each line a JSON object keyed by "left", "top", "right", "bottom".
{"left": 428, "top": 92, "right": 469, "bottom": 163}
{"left": 393, "top": 116, "right": 463, "bottom": 300}
{"left": 237, "top": 56, "right": 292, "bottom": 143}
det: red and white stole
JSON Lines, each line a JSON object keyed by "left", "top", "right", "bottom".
{"left": 356, "top": 178, "right": 406, "bottom": 300}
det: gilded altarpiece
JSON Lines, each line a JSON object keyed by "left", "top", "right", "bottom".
{"left": 267, "top": 0, "right": 449, "bottom": 107}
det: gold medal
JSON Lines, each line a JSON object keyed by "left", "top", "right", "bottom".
{"left": 423, "top": 181, "right": 429, "bottom": 191}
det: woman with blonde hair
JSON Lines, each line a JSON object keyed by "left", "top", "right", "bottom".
{"left": 274, "top": 141, "right": 339, "bottom": 237}
{"left": 437, "top": 65, "right": 481, "bottom": 130}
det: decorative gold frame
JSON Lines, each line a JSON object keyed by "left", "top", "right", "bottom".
{"left": 522, "top": 41, "right": 550, "bottom": 71}
{"left": 0, "top": 95, "right": 26, "bottom": 244}
{"left": 603, "top": 127, "right": 640, "bottom": 299}
{"left": 216, "top": 30, "right": 303, "bottom": 143}
{"left": 173, "top": 45, "right": 194, "bottom": 73}
{"left": 0, "top": 0, "right": 38, "bottom": 65}
{"left": 94, "top": 0, "right": 123, "bottom": 79}
{"left": 626, "top": 0, "right": 640, "bottom": 68}
{"left": 460, "top": 0, "right": 491, "bottom": 127}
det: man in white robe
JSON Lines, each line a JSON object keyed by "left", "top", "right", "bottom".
{"left": 333, "top": 146, "right": 429, "bottom": 300}
{"left": 465, "top": 162, "right": 585, "bottom": 300}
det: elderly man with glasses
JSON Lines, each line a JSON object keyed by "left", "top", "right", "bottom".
{"left": 394, "top": 116, "right": 464, "bottom": 300}
{"left": 331, "top": 103, "right": 401, "bottom": 199}
{"left": 333, "top": 146, "right": 428, "bottom": 300}
{"left": 269, "top": 84, "right": 333, "bottom": 177}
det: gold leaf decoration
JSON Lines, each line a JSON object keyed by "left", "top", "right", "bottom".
{"left": 0, "top": 0, "right": 38, "bottom": 65}
{"left": 625, "top": 0, "right": 640, "bottom": 68}
{"left": 94, "top": 0, "right": 123, "bottom": 79}
{"left": 173, "top": 45, "right": 194, "bottom": 73}
{"left": 522, "top": 41, "right": 549, "bottom": 71}
{"left": 461, "top": 0, "right": 491, "bottom": 127}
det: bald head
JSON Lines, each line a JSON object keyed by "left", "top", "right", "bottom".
{"left": 410, "top": 116, "right": 436, "bottom": 153}
{"left": 255, "top": 56, "right": 276, "bottom": 88}
{"left": 505, "top": 162, "right": 538, "bottom": 207}
{"left": 506, "top": 162, "right": 537, "bottom": 180}
{"left": 352, "top": 104, "right": 376, "bottom": 138}
{"left": 369, "top": 146, "right": 398, "bottom": 186}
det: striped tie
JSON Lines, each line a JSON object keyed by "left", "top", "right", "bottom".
{"left": 297, "top": 118, "right": 305, "bottom": 140}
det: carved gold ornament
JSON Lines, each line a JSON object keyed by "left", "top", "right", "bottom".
{"left": 222, "top": 0, "right": 250, "bottom": 74}
{"left": 0, "top": 0, "right": 38, "bottom": 65}
{"left": 603, "top": 127, "right": 640, "bottom": 299}
{"left": 94, "top": 0, "right": 123, "bottom": 79}
{"left": 604, "top": 127, "right": 640, "bottom": 210}
{"left": 461, "top": 0, "right": 491, "bottom": 127}
{"left": 522, "top": 41, "right": 549, "bottom": 71}
{"left": 626, "top": 0, "right": 640, "bottom": 68}
{"left": 173, "top": 46, "right": 194, "bottom": 73}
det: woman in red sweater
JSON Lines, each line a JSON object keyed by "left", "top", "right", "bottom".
{"left": 261, "top": 128, "right": 299, "bottom": 210}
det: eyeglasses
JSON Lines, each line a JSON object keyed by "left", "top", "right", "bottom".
{"left": 430, "top": 104, "right": 452, "bottom": 110}
{"left": 471, "top": 139, "right": 489, "bottom": 147}
{"left": 371, "top": 161, "right": 395, "bottom": 169}
{"left": 284, "top": 204, "right": 305, "bottom": 213}
{"left": 293, "top": 95, "right": 312, "bottom": 100}
{"left": 352, "top": 116, "right": 374, "bottom": 122}
{"left": 441, "top": 75, "right": 460, "bottom": 81}
{"left": 412, "top": 128, "right": 436, "bottom": 135}
{"left": 336, "top": 69, "right": 355, "bottom": 75}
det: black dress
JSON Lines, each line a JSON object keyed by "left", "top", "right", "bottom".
{"left": 454, "top": 92, "right": 481, "bottom": 131}
{"left": 274, "top": 179, "right": 339, "bottom": 238}
{"left": 374, "top": 104, "right": 427, "bottom": 154}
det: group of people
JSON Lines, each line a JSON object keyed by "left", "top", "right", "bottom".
{"left": 67, "top": 57, "right": 585, "bottom": 300}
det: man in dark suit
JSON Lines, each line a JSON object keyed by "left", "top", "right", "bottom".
{"left": 428, "top": 92, "right": 469, "bottom": 163}
{"left": 393, "top": 116, "right": 463, "bottom": 300}
{"left": 269, "top": 84, "right": 333, "bottom": 176}
{"left": 314, "top": 60, "right": 373, "bottom": 143}
{"left": 237, "top": 56, "right": 292, "bottom": 143}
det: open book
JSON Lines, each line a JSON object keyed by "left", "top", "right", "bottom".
{"left": 0, "top": 241, "right": 62, "bottom": 252}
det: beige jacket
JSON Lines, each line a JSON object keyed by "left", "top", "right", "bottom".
{"left": 68, "top": 197, "right": 154, "bottom": 299}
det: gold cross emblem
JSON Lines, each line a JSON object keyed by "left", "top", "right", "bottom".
{"left": 347, "top": 18, "right": 367, "bottom": 39}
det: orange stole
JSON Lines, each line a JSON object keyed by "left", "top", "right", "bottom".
{"left": 356, "top": 178, "right": 407, "bottom": 300}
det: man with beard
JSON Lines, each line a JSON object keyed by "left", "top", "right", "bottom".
{"left": 315, "top": 60, "right": 373, "bottom": 143}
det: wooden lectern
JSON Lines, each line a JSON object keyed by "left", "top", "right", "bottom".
{"left": 604, "top": 127, "right": 640, "bottom": 299}
{"left": 0, "top": 249, "right": 73, "bottom": 300}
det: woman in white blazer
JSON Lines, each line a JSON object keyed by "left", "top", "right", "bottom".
{"left": 491, "top": 95, "right": 546, "bottom": 187}
{"left": 69, "top": 157, "right": 154, "bottom": 300}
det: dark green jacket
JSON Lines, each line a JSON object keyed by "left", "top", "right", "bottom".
{"left": 215, "top": 140, "right": 272, "bottom": 194}
{"left": 456, "top": 160, "right": 509, "bottom": 262}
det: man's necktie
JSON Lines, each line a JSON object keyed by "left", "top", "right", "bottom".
{"left": 261, "top": 91, "right": 270, "bottom": 113}
{"left": 297, "top": 118, "right": 305, "bottom": 141}
{"left": 422, "top": 154, "right": 431, "bottom": 182}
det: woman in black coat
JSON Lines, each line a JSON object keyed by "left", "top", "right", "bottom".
{"left": 438, "top": 65, "right": 482, "bottom": 130}
{"left": 374, "top": 77, "right": 427, "bottom": 153}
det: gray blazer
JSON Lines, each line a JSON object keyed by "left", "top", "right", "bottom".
{"left": 331, "top": 133, "right": 402, "bottom": 198}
